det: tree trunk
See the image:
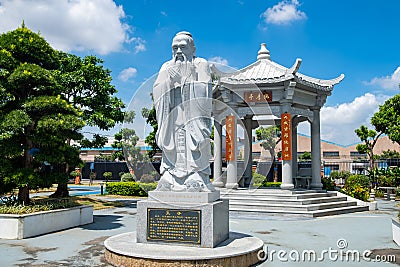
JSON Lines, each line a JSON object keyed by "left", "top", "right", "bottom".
{"left": 50, "top": 183, "right": 69, "bottom": 198}
{"left": 369, "top": 151, "right": 375, "bottom": 170}
{"left": 18, "top": 185, "right": 30, "bottom": 205}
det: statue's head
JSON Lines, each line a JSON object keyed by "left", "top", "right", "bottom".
{"left": 172, "top": 31, "right": 196, "bottom": 62}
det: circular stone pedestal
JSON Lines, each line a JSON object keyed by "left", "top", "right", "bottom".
{"left": 104, "top": 231, "right": 264, "bottom": 267}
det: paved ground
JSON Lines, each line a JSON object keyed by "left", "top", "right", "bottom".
{"left": 1, "top": 195, "right": 399, "bottom": 266}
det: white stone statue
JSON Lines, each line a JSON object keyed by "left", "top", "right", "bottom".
{"left": 153, "top": 31, "right": 215, "bottom": 192}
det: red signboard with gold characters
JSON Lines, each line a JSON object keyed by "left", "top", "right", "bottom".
{"left": 281, "top": 113, "right": 292, "bottom": 161}
{"left": 225, "top": 115, "right": 235, "bottom": 161}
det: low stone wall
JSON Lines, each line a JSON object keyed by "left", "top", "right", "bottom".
{"left": 0, "top": 205, "right": 93, "bottom": 239}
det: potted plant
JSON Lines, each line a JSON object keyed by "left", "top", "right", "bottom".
{"left": 70, "top": 169, "right": 81, "bottom": 184}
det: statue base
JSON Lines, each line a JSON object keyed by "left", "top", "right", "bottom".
{"left": 148, "top": 190, "right": 220, "bottom": 203}
{"left": 105, "top": 231, "right": 264, "bottom": 267}
{"left": 104, "top": 190, "right": 264, "bottom": 267}
{"left": 136, "top": 195, "right": 229, "bottom": 248}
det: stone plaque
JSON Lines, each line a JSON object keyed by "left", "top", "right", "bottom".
{"left": 147, "top": 208, "right": 201, "bottom": 244}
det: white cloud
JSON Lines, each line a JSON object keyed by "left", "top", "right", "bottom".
{"left": 118, "top": 67, "right": 137, "bottom": 82}
{"left": 364, "top": 67, "right": 400, "bottom": 90}
{"left": 298, "top": 93, "right": 388, "bottom": 145}
{"left": 0, "top": 0, "right": 144, "bottom": 55}
{"left": 208, "top": 56, "right": 229, "bottom": 66}
{"left": 160, "top": 11, "right": 167, "bottom": 17}
{"left": 128, "top": 37, "right": 146, "bottom": 54}
{"left": 261, "top": 0, "right": 307, "bottom": 25}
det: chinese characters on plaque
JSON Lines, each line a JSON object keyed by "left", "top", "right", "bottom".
{"left": 281, "top": 113, "right": 292, "bottom": 161}
{"left": 147, "top": 208, "right": 201, "bottom": 244}
{"left": 244, "top": 91, "right": 272, "bottom": 103}
{"left": 225, "top": 115, "right": 235, "bottom": 161}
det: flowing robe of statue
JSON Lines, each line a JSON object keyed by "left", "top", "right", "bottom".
{"left": 153, "top": 57, "right": 214, "bottom": 192}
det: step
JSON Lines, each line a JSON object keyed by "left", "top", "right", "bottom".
{"left": 229, "top": 206, "right": 314, "bottom": 217}
{"left": 221, "top": 192, "right": 337, "bottom": 200}
{"left": 311, "top": 206, "right": 369, "bottom": 217}
{"left": 218, "top": 189, "right": 369, "bottom": 217}
{"left": 228, "top": 201, "right": 358, "bottom": 212}
{"left": 222, "top": 196, "right": 348, "bottom": 205}
{"left": 219, "top": 189, "right": 324, "bottom": 195}
{"left": 229, "top": 205, "right": 369, "bottom": 218}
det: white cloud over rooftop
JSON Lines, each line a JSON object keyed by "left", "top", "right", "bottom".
{"left": 0, "top": 0, "right": 145, "bottom": 55}
{"left": 261, "top": 0, "right": 307, "bottom": 25}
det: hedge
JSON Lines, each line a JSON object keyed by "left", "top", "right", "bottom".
{"left": 106, "top": 182, "right": 157, "bottom": 196}
{"left": 261, "top": 181, "right": 282, "bottom": 188}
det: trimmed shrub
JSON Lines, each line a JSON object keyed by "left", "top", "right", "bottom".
{"left": 106, "top": 182, "right": 157, "bottom": 196}
{"left": 140, "top": 183, "right": 158, "bottom": 193}
{"left": 342, "top": 174, "right": 370, "bottom": 201}
{"left": 103, "top": 172, "right": 112, "bottom": 182}
{"left": 322, "top": 176, "right": 336, "bottom": 191}
{"left": 121, "top": 173, "right": 136, "bottom": 182}
{"left": 252, "top": 172, "right": 267, "bottom": 186}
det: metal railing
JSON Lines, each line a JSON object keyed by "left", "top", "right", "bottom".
{"left": 322, "top": 159, "right": 400, "bottom": 177}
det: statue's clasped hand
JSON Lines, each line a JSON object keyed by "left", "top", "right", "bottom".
{"left": 168, "top": 65, "right": 181, "bottom": 87}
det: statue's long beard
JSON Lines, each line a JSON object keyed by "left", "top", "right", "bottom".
{"left": 173, "top": 54, "right": 193, "bottom": 78}
{"left": 174, "top": 53, "right": 187, "bottom": 63}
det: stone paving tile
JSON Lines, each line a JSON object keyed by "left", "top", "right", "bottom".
{"left": 0, "top": 198, "right": 399, "bottom": 266}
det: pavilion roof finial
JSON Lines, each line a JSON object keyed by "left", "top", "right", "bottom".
{"left": 257, "top": 43, "right": 270, "bottom": 60}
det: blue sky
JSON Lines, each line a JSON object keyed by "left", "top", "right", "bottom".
{"left": 0, "top": 0, "right": 399, "bottom": 145}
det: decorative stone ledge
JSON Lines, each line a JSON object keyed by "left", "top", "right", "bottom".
{"left": 0, "top": 205, "right": 93, "bottom": 239}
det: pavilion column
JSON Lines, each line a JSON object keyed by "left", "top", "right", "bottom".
{"left": 280, "top": 108, "right": 294, "bottom": 190}
{"left": 212, "top": 121, "right": 224, "bottom": 187}
{"left": 291, "top": 120, "right": 298, "bottom": 179}
{"left": 243, "top": 115, "right": 253, "bottom": 187}
{"left": 311, "top": 108, "right": 323, "bottom": 189}
{"left": 281, "top": 158, "right": 294, "bottom": 189}
{"left": 225, "top": 115, "right": 239, "bottom": 189}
